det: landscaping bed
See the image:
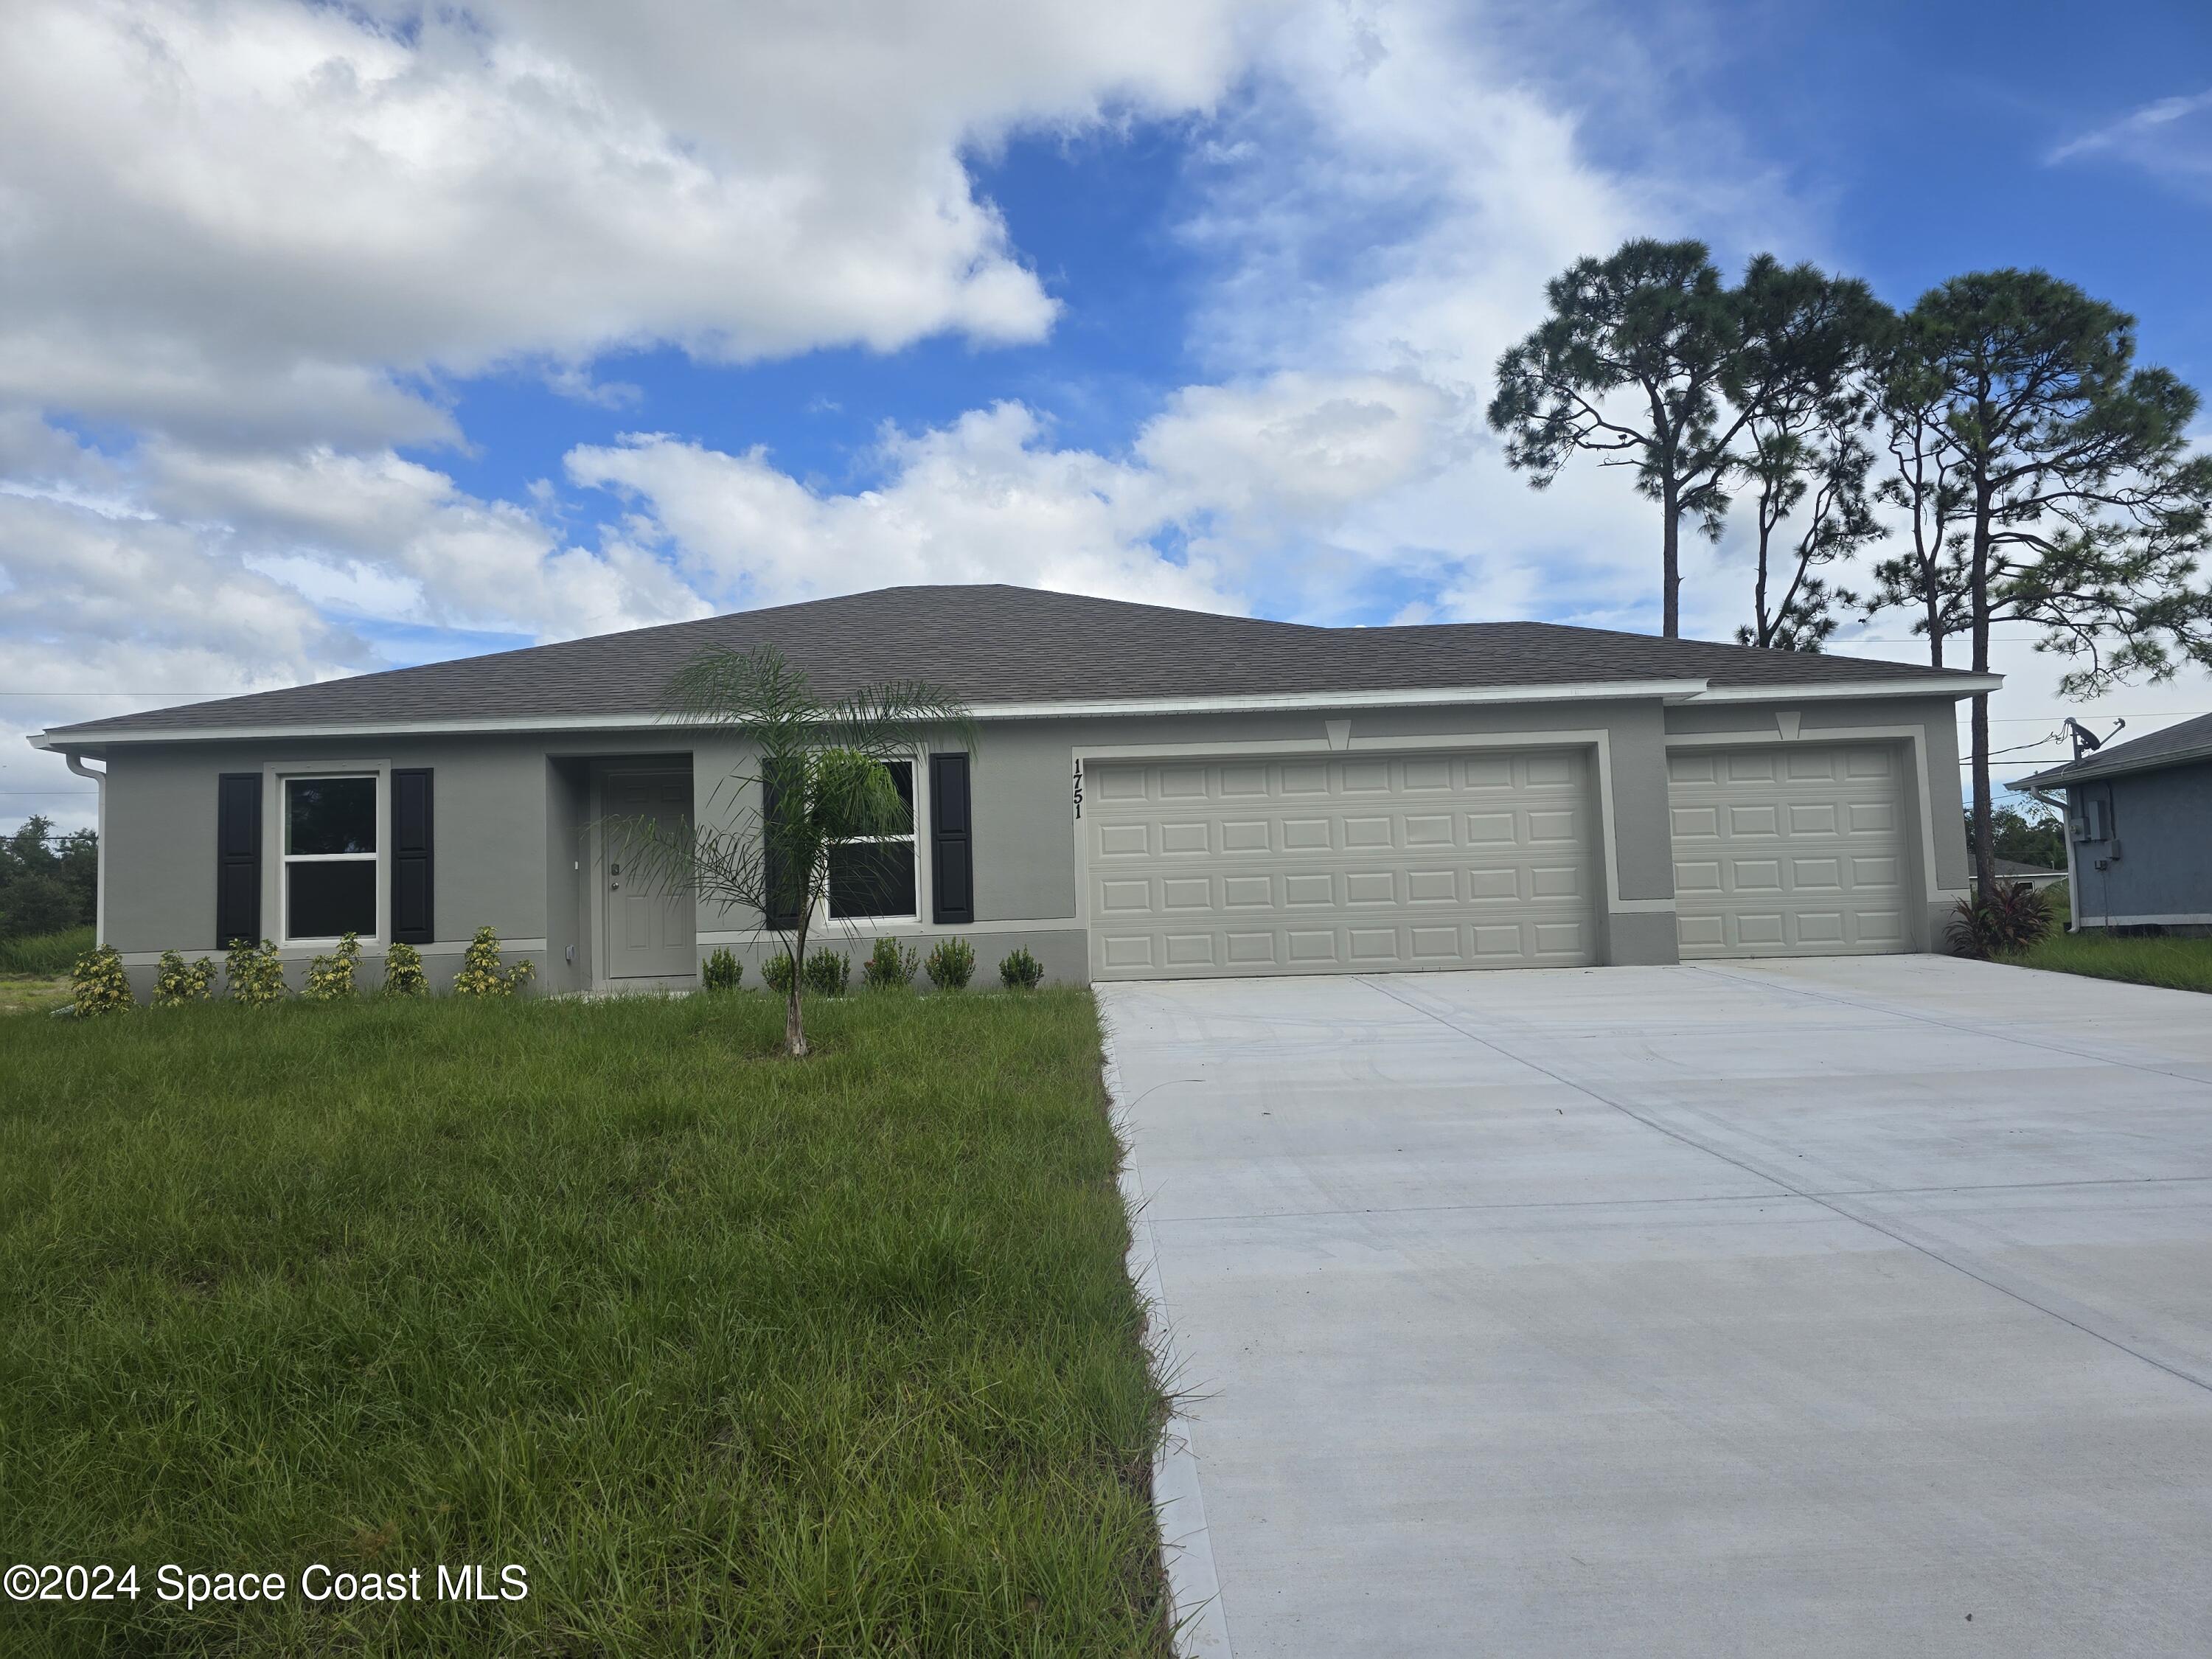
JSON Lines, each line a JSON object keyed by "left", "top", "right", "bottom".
{"left": 1, "top": 988, "right": 1168, "bottom": 1655}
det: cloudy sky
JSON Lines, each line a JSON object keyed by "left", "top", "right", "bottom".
{"left": 5, "top": 0, "right": 2211, "bottom": 830}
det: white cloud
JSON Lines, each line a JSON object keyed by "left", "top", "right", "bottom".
{"left": 2048, "top": 87, "right": 2212, "bottom": 192}
{"left": 565, "top": 372, "right": 1447, "bottom": 617}
{"left": 0, "top": 0, "right": 1274, "bottom": 446}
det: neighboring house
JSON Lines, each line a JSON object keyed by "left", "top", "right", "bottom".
{"left": 2020, "top": 712, "right": 2212, "bottom": 936}
{"left": 1994, "top": 858, "right": 2067, "bottom": 891}
{"left": 30, "top": 585, "right": 1994, "bottom": 995}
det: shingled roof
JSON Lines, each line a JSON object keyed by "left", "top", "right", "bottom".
{"left": 38, "top": 584, "right": 1988, "bottom": 744}
{"left": 2020, "top": 710, "right": 2212, "bottom": 787}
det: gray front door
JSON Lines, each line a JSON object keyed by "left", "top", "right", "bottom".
{"left": 604, "top": 771, "right": 696, "bottom": 979}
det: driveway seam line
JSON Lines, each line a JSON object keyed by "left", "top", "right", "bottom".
{"left": 1146, "top": 1169, "right": 2212, "bottom": 1229}
{"left": 1681, "top": 961, "right": 2212, "bottom": 1086}
{"left": 1357, "top": 973, "right": 2212, "bottom": 1399}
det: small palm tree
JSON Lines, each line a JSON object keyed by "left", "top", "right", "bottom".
{"left": 611, "top": 645, "right": 974, "bottom": 1057}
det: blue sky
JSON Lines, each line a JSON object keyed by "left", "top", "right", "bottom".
{"left": 4, "top": 0, "right": 2210, "bottom": 827}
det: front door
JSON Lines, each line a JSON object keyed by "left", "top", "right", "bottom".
{"left": 603, "top": 771, "right": 696, "bottom": 979}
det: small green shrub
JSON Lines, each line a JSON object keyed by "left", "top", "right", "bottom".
{"left": 762, "top": 950, "right": 796, "bottom": 996}
{"left": 223, "top": 938, "right": 288, "bottom": 1006}
{"left": 303, "top": 932, "right": 363, "bottom": 1001}
{"left": 153, "top": 948, "right": 216, "bottom": 1007}
{"left": 701, "top": 947, "right": 743, "bottom": 992}
{"left": 804, "top": 947, "right": 851, "bottom": 998}
{"left": 862, "top": 936, "right": 919, "bottom": 990}
{"left": 70, "top": 944, "right": 133, "bottom": 1017}
{"left": 998, "top": 946, "right": 1044, "bottom": 990}
{"left": 925, "top": 936, "right": 975, "bottom": 992}
{"left": 1948, "top": 881, "right": 2053, "bottom": 959}
{"left": 382, "top": 940, "right": 428, "bottom": 997}
{"left": 452, "top": 925, "right": 535, "bottom": 998}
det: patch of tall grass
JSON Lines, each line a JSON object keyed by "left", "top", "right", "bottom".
{"left": 0, "top": 925, "right": 93, "bottom": 975}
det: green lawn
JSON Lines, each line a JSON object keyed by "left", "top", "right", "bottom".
{"left": 2003, "top": 930, "right": 2212, "bottom": 995}
{"left": 1, "top": 989, "right": 1169, "bottom": 1656}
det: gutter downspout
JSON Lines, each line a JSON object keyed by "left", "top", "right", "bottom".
{"left": 63, "top": 751, "right": 106, "bottom": 946}
{"left": 2019, "top": 784, "right": 2075, "bottom": 933}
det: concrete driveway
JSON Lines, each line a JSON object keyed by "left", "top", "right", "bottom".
{"left": 1102, "top": 957, "right": 2212, "bottom": 1659}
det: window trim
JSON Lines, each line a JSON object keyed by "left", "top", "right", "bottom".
{"left": 263, "top": 760, "right": 390, "bottom": 947}
{"left": 821, "top": 755, "right": 923, "bottom": 926}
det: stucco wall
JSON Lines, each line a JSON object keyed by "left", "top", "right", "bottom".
{"left": 2067, "top": 760, "right": 2212, "bottom": 925}
{"left": 1662, "top": 693, "right": 1972, "bottom": 947}
{"left": 86, "top": 688, "right": 1976, "bottom": 990}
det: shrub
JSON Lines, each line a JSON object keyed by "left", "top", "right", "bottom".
{"left": 1948, "top": 881, "right": 2055, "bottom": 959}
{"left": 70, "top": 944, "right": 133, "bottom": 1017}
{"left": 223, "top": 938, "right": 288, "bottom": 1006}
{"left": 452, "top": 925, "right": 536, "bottom": 998}
{"left": 383, "top": 940, "right": 428, "bottom": 997}
{"left": 153, "top": 948, "right": 216, "bottom": 1007}
{"left": 762, "top": 950, "right": 796, "bottom": 997}
{"left": 998, "top": 946, "right": 1044, "bottom": 990}
{"left": 803, "top": 947, "right": 851, "bottom": 998}
{"left": 701, "top": 946, "right": 742, "bottom": 992}
{"left": 925, "top": 936, "right": 975, "bottom": 992}
{"left": 862, "top": 936, "right": 919, "bottom": 990}
{"left": 302, "top": 932, "right": 363, "bottom": 1001}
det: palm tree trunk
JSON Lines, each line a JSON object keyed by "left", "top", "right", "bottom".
{"left": 783, "top": 925, "right": 808, "bottom": 1058}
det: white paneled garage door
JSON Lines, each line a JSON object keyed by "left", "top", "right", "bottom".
{"left": 1668, "top": 743, "right": 1912, "bottom": 958}
{"left": 1085, "top": 750, "right": 1598, "bottom": 981}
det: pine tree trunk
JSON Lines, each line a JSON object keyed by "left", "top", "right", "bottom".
{"left": 1661, "top": 479, "right": 1681, "bottom": 639}
{"left": 1924, "top": 586, "right": 1944, "bottom": 670}
{"left": 1969, "top": 481, "right": 1995, "bottom": 903}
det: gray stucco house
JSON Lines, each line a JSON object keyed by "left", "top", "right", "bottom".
{"left": 2020, "top": 711, "right": 2212, "bottom": 936}
{"left": 30, "top": 585, "right": 1994, "bottom": 996}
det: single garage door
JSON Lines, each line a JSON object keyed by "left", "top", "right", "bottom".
{"left": 1668, "top": 742, "right": 1912, "bottom": 958}
{"left": 1085, "top": 750, "right": 1598, "bottom": 981}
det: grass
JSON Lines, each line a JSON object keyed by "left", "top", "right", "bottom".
{"left": 0, "top": 925, "right": 93, "bottom": 975}
{"left": 0, "top": 973, "right": 71, "bottom": 1017}
{"left": 2003, "top": 929, "right": 2212, "bottom": 995}
{"left": 0, "top": 988, "right": 1168, "bottom": 1656}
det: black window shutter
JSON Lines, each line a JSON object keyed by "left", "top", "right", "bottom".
{"left": 391, "top": 768, "right": 434, "bottom": 944}
{"left": 215, "top": 772, "right": 262, "bottom": 947}
{"left": 762, "top": 761, "right": 803, "bottom": 928}
{"left": 930, "top": 753, "right": 974, "bottom": 925}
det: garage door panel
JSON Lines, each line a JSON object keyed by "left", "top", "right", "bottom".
{"left": 1344, "top": 870, "right": 1396, "bottom": 904}
{"left": 1671, "top": 742, "right": 1912, "bottom": 960}
{"left": 1161, "top": 821, "right": 1210, "bottom": 854}
{"left": 1088, "top": 750, "right": 1596, "bottom": 980}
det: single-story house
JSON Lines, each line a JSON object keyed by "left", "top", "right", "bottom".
{"left": 1994, "top": 858, "right": 2067, "bottom": 891}
{"left": 31, "top": 585, "right": 1996, "bottom": 996}
{"left": 2019, "top": 711, "right": 2212, "bottom": 936}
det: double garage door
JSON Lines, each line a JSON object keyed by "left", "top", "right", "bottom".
{"left": 1086, "top": 750, "right": 1598, "bottom": 981}
{"left": 1085, "top": 742, "right": 1913, "bottom": 981}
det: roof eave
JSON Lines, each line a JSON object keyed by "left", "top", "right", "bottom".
{"left": 1689, "top": 673, "right": 1999, "bottom": 704}
{"left": 2020, "top": 737, "right": 2212, "bottom": 790}
{"left": 29, "top": 670, "right": 1993, "bottom": 749}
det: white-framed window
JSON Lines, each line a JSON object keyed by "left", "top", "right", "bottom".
{"left": 825, "top": 758, "right": 919, "bottom": 922}
{"left": 281, "top": 773, "right": 381, "bottom": 942}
